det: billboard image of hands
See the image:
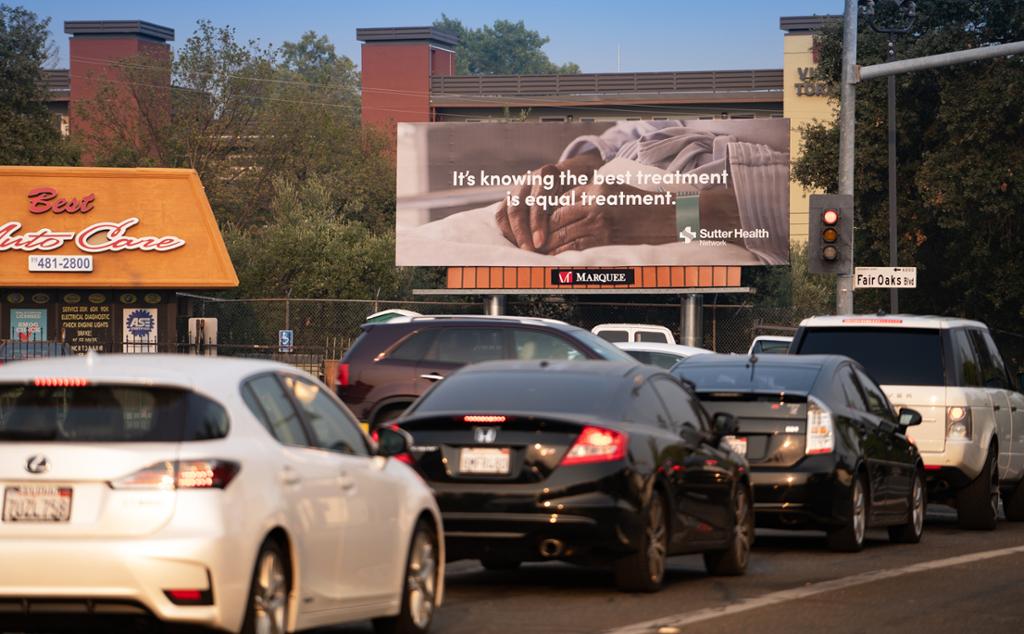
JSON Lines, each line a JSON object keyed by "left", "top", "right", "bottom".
{"left": 396, "top": 118, "right": 790, "bottom": 267}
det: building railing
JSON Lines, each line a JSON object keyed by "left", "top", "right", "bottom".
{"left": 430, "top": 69, "right": 784, "bottom": 97}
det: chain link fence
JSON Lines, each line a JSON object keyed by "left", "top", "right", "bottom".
{"left": 180, "top": 294, "right": 816, "bottom": 357}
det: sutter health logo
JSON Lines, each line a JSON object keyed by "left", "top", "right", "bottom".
{"left": 551, "top": 269, "right": 635, "bottom": 286}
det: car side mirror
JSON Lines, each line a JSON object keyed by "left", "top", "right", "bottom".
{"left": 375, "top": 426, "right": 412, "bottom": 457}
{"left": 898, "top": 408, "right": 923, "bottom": 428}
{"left": 711, "top": 412, "right": 738, "bottom": 438}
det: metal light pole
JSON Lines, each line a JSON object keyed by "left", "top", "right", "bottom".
{"left": 863, "top": 0, "right": 917, "bottom": 314}
{"left": 836, "top": 0, "right": 859, "bottom": 315}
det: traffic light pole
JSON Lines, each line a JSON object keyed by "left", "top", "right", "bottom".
{"left": 886, "top": 38, "right": 899, "bottom": 313}
{"left": 836, "top": 0, "right": 859, "bottom": 315}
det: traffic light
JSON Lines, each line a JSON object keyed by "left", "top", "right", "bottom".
{"left": 808, "top": 194, "right": 854, "bottom": 274}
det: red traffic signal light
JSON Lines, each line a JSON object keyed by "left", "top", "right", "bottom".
{"left": 822, "top": 208, "right": 840, "bottom": 225}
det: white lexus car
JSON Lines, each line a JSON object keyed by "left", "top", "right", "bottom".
{"left": 0, "top": 354, "right": 443, "bottom": 633}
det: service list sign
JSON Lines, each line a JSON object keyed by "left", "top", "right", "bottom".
{"left": 0, "top": 167, "right": 239, "bottom": 289}
{"left": 60, "top": 304, "right": 113, "bottom": 353}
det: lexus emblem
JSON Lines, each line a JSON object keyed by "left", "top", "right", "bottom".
{"left": 25, "top": 455, "right": 50, "bottom": 475}
{"left": 474, "top": 427, "right": 498, "bottom": 444}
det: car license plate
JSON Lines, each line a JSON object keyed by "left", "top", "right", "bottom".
{"left": 2, "top": 486, "right": 72, "bottom": 522}
{"left": 723, "top": 435, "right": 748, "bottom": 456}
{"left": 459, "top": 448, "right": 511, "bottom": 474}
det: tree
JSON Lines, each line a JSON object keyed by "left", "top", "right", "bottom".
{"left": 433, "top": 15, "right": 580, "bottom": 75}
{"left": 792, "top": 0, "right": 1024, "bottom": 361}
{"left": 0, "top": 4, "right": 77, "bottom": 165}
{"left": 222, "top": 177, "right": 412, "bottom": 299}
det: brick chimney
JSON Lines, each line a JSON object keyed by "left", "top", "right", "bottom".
{"left": 66, "top": 20, "right": 174, "bottom": 163}
{"left": 357, "top": 27, "right": 458, "bottom": 132}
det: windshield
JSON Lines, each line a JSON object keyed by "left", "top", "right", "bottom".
{"left": 675, "top": 363, "right": 821, "bottom": 394}
{"left": 572, "top": 329, "right": 637, "bottom": 362}
{"left": 0, "top": 384, "right": 228, "bottom": 442}
{"left": 413, "top": 371, "right": 621, "bottom": 417}
{"left": 797, "top": 328, "right": 945, "bottom": 386}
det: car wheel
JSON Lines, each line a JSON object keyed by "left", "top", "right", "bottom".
{"left": 614, "top": 493, "right": 668, "bottom": 593}
{"left": 374, "top": 520, "right": 439, "bottom": 634}
{"left": 1001, "top": 477, "right": 1024, "bottom": 521}
{"left": 888, "top": 469, "right": 925, "bottom": 543}
{"left": 827, "top": 474, "right": 867, "bottom": 552}
{"left": 957, "top": 445, "right": 999, "bottom": 530}
{"left": 241, "top": 539, "right": 290, "bottom": 634}
{"left": 703, "top": 484, "right": 754, "bottom": 576}
{"left": 480, "top": 557, "right": 521, "bottom": 571}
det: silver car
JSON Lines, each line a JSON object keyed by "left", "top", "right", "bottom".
{"left": 0, "top": 354, "right": 443, "bottom": 633}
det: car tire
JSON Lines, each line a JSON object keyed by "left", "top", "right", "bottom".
{"left": 480, "top": 558, "right": 521, "bottom": 571}
{"left": 1001, "top": 478, "right": 1024, "bottom": 521}
{"left": 888, "top": 469, "right": 925, "bottom": 543}
{"left": 957, "top": 445, "right": 999, "bottom": 531}
{"left": 703, "top": 485, "right": 754, "bottom": 576}
{"left": 373, "top": 520, "right": 439, "bottom": 634}
{"left": 240, "top": 539, "right": 290, "bottom": 634}
{"left": 614, "top": 493, "right": 668, "bottom": 593}
{"left": 373, "top": 404, "right": 410, "bottom": 430}
{"left": 827, "top": 474, "right": 868, "bottom": 553}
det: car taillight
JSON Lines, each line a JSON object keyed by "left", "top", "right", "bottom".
{"left": 110, "top": 460, "right": 240, "bottom": 490}
{"left": 163, "top": 588, "right": 213, "bottom": 605}
{"left": 806, "top": 396, "right": 835, "bottom": 455}
{"left": 463, "top": 415, "right": 506, "bottom": 423}
{"left": 947, "top": 406, "right": 972, "bottom": 439}
{"left": 561, "top": 426, "right": 627, "bottom": 466}
{"left": 33, "top": 377, "right": 90, "bottom": 387}
{"left": 337, "top": 363, "right": 350, "bottom": 387}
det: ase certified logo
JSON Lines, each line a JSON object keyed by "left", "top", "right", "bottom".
{"left": 550, "top": 268, "right": 636, "bottom": 286}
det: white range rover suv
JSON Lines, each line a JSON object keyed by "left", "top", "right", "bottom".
{"left": 791, "top": 315, "right": 1024, "bottom": 530}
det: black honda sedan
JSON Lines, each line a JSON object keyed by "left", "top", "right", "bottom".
{"left": 672, "top": 354, "right": 926, "bottom": 552}
{"left": 386, "top": 360, "right": 754, "bottom": 592}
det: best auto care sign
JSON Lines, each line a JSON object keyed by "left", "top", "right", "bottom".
{"left": 0, "top": 167, "right": 238, "bottom": 289}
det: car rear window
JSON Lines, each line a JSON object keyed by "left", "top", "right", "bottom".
{"left": 595, "top": 329, "right": 628, "bottom": 343}
{"left": 675, "top": 364, "right": 821, "bottom": 393}
{"left": 412, "top": 371, "right": 621, "bottom": 417}
{"left": 0, "top": 384, "right": 228, "bottom": 442}
{"left": 796, "top": 328, "right": 944, "bottom": 386}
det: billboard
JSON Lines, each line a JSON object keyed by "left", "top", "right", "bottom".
{"left": 396, "top": 119, "right": 790, "bottom": 267}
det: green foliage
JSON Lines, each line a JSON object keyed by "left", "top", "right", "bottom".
{"left": 792, "top": 1, "right": 1024, "bottom": 337}
{"left": 76, "top": 21, "right": 404, "bottom": 300}
{"left": 223, "top": 177, "right": 411, "bottom": 299}
{"left": 433, "top": 15, "right": 580, "bottom": 75}
{"left": 0, "top": 4, "right": 77, "bottom": 165}
{"left": 745, "top": 243, "right": 836, "bottom": 314}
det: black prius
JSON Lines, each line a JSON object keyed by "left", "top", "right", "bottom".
{"left": 672, "top": 353, "right": 926, "bottom": 552}
{"left": 384, "top": 359, "right": 755, "bottom": 592}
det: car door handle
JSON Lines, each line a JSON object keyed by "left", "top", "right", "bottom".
{"left": 420, "top": 373, "right": 445, "bottom": 382}
{"left": 279, "top": 467, "right": 301, "bottom": 486}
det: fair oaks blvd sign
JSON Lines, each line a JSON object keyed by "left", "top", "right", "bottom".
{"left": 0, "top": 167, "right": 238, "bottom": 289}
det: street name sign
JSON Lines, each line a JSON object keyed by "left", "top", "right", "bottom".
{"left": 854, "top": 267, "right": 917, "bottom": 289}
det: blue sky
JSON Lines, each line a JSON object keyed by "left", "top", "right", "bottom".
{"left": 28, "top": 0, "right": 842, "bottom": 73}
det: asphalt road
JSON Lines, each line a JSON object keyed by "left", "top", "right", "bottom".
{"left": 329, "top": 506, "right": 1024, "bottom": 634}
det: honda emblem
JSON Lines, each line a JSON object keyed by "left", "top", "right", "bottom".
{"left": 25, "top": 455, "right": 50, "bottom": 474}
{"left": 474, "top": 427, "right": 498, "bottom": 444}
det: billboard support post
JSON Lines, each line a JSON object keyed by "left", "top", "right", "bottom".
{"left": 681, "top": 295, "right": 703, "bottom": 347}
{"left": 484, "top": 295, "right": 506, "bottom": 316}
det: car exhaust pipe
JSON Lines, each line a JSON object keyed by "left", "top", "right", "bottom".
{"left": 539, "top": 539, "right": 564, "bottom": 558}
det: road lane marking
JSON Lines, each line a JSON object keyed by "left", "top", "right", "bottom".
{"left": 607, "top": 544, "right": 1024, "bottom": 634}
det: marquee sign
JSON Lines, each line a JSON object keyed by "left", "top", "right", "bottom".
{"left": 0, "top": 167, "right": 237, "bottom": 289}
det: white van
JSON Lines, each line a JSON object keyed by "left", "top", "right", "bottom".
{"left": 791, "top": 315, "right": 1024, "bottom": 530}
{"left": 592, "top": 323, "right": 676, "bottom": 344}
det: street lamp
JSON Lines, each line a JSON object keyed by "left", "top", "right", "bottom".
{"left": 861, "top": 0, "right": 916, "bottom": 313}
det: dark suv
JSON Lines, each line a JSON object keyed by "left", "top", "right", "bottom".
{"left": 337, "top": 316, "right": 635, "bottom": 428}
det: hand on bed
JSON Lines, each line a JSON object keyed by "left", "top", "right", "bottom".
{"left": 541, "top": 183, "right": 676, "bottom": 255}
{"left": 495, "top": 150, "right": 603, "bottom": 251}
